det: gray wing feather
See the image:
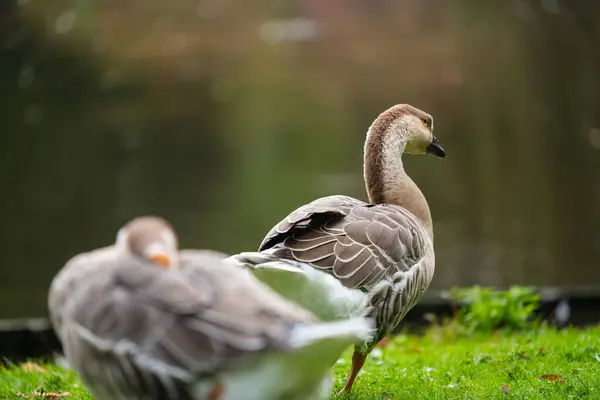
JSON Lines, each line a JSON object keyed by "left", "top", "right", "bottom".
{"left": 50, "top": 251, "right": 317, "bottom": 399}
{"left": 258, "top": 195, "right": 427, "bottom": 291}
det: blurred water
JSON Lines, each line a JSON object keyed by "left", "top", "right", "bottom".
{"left": 1, "top": 1, "right": 599, "bottom": 318}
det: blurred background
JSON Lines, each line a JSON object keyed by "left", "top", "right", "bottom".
{"left": 1, "top": 0, "right": 599, "bottom": 320}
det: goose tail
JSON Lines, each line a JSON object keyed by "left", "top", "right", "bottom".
{"left": 289, "top": 317, "right": 374, "bottom": 350}
{"left": 227, "top": 251, "right": 369, "bottom": 322}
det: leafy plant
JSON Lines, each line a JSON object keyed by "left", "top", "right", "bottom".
{"left": 447, "top": 285, "right": 541, "bottom": 334}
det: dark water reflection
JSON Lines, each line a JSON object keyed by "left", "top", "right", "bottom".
{"left": 1, "top": 1, "right": 599, "bottom": 318}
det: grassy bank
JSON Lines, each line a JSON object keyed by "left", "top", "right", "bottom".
{"left": 1, "top": 325, "right": 598, "bottom": 399}
{"left": 334, "top": 325, "right": 600, "bottom": 399}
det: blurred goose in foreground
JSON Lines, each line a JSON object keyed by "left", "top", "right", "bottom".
{"left": 48, "top": 216, "right": 373, "bottom": 400}
{"left": 229, "top": 104, "right": 445, "bottom": 395}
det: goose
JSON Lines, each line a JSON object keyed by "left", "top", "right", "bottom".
{"left": 48, "top": 216, "right": 373, "bottom": 400}
{"left": 228, "top": 104, "right": 445, "bottom": 395}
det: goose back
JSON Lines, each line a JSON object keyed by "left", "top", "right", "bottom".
{"left": 49, "top": 250, "right": 319, "bottom": 400}
{"left": 258, "top": 195, "right": 431, "bottom": 292}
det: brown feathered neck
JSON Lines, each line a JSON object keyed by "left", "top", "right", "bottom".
{"left": 363, "top": 105, "right": 433, "bottom": 239}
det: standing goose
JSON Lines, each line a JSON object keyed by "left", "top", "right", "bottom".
{"left": 48, "top": 216, "right": 372, "bottom": 400}
{"left": 229, "top": 104, "right": 445, "bottom": 395}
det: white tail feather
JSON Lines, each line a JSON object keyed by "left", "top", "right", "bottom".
{"left": 288, "top": 317, "right": 374, "bottom": 349}
{"left": 227, "top": 251, "right": 369, "bottom": 321}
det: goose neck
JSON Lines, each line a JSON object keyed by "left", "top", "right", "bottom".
{"left": 363, "top": 126, "right": 434, "bottom": 240}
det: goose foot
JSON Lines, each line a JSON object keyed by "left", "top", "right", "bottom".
{"left": 336, "top": 350, "right": 366, "bottom": 396}
{"left": 208, "top": 381, "right": 225, "bottom": 400}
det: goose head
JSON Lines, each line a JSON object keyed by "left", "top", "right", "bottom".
{"left": 115, "top": 216, "right": 180, "bottom": 268}
{"left": 373, "top": 104, "right": 446, "bottom": 158}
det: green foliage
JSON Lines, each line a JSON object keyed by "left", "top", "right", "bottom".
{"left": 448, "top": 285, "right": 541, "bottom": 334}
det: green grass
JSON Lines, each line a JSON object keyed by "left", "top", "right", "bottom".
{"left": 0, "top": 361, "right": 92, "bottom": 399}
{"left": 333, "top": 325, "right": 600, "bottom": 399}
{"left": 1, "top": 325, "right": 599, "bottom": 399}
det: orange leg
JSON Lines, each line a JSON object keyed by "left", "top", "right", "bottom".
{"left": 376, "top": 337, "right": 390, "bottom": 347}
{"left": 208, "top": 381, "right": 225, "bottom": 400}
{"left": 336, "top": 350, "right": 366, "bottom": 396}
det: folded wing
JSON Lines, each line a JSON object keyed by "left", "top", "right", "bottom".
{"left": 259, "top": 195, "right": 428, "bottom": 291}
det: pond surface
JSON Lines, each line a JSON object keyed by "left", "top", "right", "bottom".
{"left": 1, "top": 1, "right": 599, "bottom": 318}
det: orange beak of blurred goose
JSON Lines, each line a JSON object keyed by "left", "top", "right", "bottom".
{"left": 148, "top": 253, "right": 171, "bottom": 268}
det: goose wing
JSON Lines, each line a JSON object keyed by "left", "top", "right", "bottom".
{"left": 259, "top": 195, "right": 428, "bottom": 291}
{"left": 51, "top": 252, "right": 317, "bottom": 386}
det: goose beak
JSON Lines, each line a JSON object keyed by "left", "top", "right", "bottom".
{"left": 148, "top": 253, "right": 171, "bottom": 268}
{"left": 426, "top": 136, "right": 446, "bottom": 158}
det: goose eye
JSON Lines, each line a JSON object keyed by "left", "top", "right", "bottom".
{"left": 421, "top": 118, "right": 429, "bottom": 126}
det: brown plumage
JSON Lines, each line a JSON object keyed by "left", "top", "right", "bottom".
{"left": 259, "top": 195, "right": 426, "bottom": 291}
{"left": 229, "top": 104, "right": 445, "bottom": 395}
